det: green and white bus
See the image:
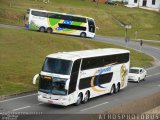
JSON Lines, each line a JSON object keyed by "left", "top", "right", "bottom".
{"left": 25, "top": 8, "right": 96, "bottom": 38}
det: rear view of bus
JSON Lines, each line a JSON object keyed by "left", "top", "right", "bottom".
{"left": 25, "top": 8, "right": 96, "bottom": 38}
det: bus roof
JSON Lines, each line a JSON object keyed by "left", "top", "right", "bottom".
{"left": 28, "top": 8, "right": 94, "bottom": 20}
{"left": 47, "top": 48, "right": 130, "bottom": 61}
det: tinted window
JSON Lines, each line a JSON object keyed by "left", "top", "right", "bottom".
{"left": 152, "top": 0, "right": 155, "bottom": 5}
{"left": 81, "top": 53, "right": 129, "bottom": 70}
{"left": 72, "top": 59, "right": 81, "bottom": 73}
{"left": 116, "top": 53, "right": 129, "bottom": 63}
{"left": 68, "top": 59, "right": 81, "bottom": 94}
{"left": 31, "top": 11, "right": 48, "bottom": 17}
{"left": 88, "top": 19, "right": 95, "bottom": 33}
{"left": 79, "top": 72, "right": 113, "bottom": 90}
{"left": 134, "top": 0, "right": 137, "bottom": 3}
{"left": 58, "top": 24, "right": 86, "bottom": 31}
{"left": 129, "top": 69, "right": 139, "bottom": 74}
{"left": 39, "top": 76, "right": 67, "bottom": 95}
{"left": 48, "top": 13, "right": 86, "bottom": 23}
{"left": 72, "top": 17, "right": 86, "bottom": 23}
{"left": 42, "top": 58, "right": 72, "bottom": 75}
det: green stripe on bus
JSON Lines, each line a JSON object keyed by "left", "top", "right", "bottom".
{"left": 30, "top": 22, "right": 38, "bottom": 30}
{"left": 71, "top": 21, "right": 82, "bottom": 26}
{"left": 49, "top": 18, "right": 61, "bottom": 26}
{"left": 63, "top": 28, "right": 72, "bottom": 32}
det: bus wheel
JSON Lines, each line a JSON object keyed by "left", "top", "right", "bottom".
{"left": 110, "top": 85, "right": 115, "bottom": 95}
{"left": 75, "top": 93, "right": 82, "bottom": 106}
{"left": 39, "top": 27, "right": 45, "bottom": 32}
{"left": 80, "top": 32, "right": 86, "bottom": 38}
{"left": 83, "top": 91, "right": 89, "bottom": 103}
{"left": 137, "top": 77, "right": 140, "bottom": 83}
{"left": 116, "top": 83, "right": 120, "bottom": 93}
{"left": 47, "top": 27, "right": 52, "bottom": 33}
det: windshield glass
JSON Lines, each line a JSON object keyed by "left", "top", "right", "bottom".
{"left": 129, "top": 69, "right": 139, "bottom": 74}
{"left": 39, "top": 76, "right": 67, "bottom": 95}
{"left": 42, "top": 58, "right": 72, "bottom": 75}
{"left": 88, "top": 19, "right": 95, "bottom": 33}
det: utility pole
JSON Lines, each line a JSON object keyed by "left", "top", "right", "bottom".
{"left": 138, "top": 0, "right": 140, "bottom": 8}
{"left": 124, "top": 24, "right": 131, "bottom": 48}
{"left": 135, "top": 30, "right": 138, "bottom": 41}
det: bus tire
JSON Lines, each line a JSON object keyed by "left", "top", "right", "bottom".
{"left": 47, "top": 27, "right": 52, "bottom": 33}
{"left": 110, "top": 84, "right": 115, "bottom": 95}
{"left": 83, "top": 91, "right": 90, "bottom": 103}
{"left": 39, "top": 27, "right": 45, "bottom": 32}
{"left": 116, "top": 83, "right": 120, "bottom": 93}
{"left": 75, "top": 93, "right": 82, "bottom": 106}
{"left": 137, "top": 77, "right": 140, "bottom": 83}
{"left": 143, "top": 75, "right": 146, "bottom": 81}
{"left": 80, "top": 32, "right": 86, "bottom": 38}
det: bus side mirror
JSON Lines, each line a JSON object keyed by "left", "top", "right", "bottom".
{"left": 65, "top": 80, "right": 69, "bottom": 90}
{"left": 96, "top": 26, "right": 99, "bottom": 30}
{"left": 33, "top": 74, "right": 39, "bottom": 84}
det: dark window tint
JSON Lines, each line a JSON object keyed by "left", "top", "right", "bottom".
{"left": 68, "top": 59, "right": 81, "bottom": 94}
{"left": 48, "top": 13, "right": 86, "bottom": 23}
{"left": 39, "top": 76, "right": 67, "bottom": 95}
{"left": 152, "top": 0, "right": 155, "bottom": 5}
{"left": 39, "top": 75, "right": 52, "bottom": 91}
{"left": 129, "top": 69, "right": 139, "bottom": 74}
{"left": 59, "top": 24, "right": 86, "bottom": 31}
{"left": 81, "top": 53, "right": 129, "bottom": 70}
{"left": 31, "top": 11, "right": 48, "bottom": 17}
{"left": 116, "top": 53, "right": 129, "bottom": 63}
{"left": 79, "top": 72, "right": 113, "bottom": 90}
{"left": 88, "top": 19, "right": 95, "bottom": 33}
{"left": 134, "top": 0, "right": 137, "bottom": 3}
{"left": 72, "top": 17, "right": 86, "bottom": 23}
{"left": 42, "top": 58, "right": 72, "bottom": 75}
{"left": 72, "top": 59, "right": 81, "bottom": 73}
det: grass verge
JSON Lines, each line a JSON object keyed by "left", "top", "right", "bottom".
{"left": 144, "top": 41, "right": 160, "bottom": 48}
{"left": 0, "top": 27, "right": 153, "bottom": 95}
{"left": 0, "top": 0, "right": 159, "bottom": 40}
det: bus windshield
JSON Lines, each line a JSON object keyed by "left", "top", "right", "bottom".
{"left": 39, "top": 77, "right": 67, "bottom": 95}
{"left": 42, "top": 58, "right": 72, "bottom": 75}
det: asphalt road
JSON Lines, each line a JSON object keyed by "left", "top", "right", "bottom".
{"left": 0, "top": 24, "right": 160, "bottom": 119}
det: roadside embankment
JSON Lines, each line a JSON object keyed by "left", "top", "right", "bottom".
{"left": 106, "top": 92, "right": 160, "bottom": 113}
{"left": 144, "top": 106, "right": 160, "bottom": 114}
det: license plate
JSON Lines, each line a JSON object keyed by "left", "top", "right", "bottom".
{"left": 48, "top": 100, "right": 53, "bottom": 104}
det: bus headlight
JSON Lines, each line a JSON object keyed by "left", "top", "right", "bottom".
{"left": 59, "top": 97, "right": 67, "bottom": 101}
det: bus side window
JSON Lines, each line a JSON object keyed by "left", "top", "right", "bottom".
{"left": 68, "top": 59, "right": 81, "bottom": 94}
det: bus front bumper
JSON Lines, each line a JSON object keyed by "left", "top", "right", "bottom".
{"left": 38, "top": 95, "right": 69, "bottom": 106}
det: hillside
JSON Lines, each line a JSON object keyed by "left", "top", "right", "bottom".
{"left": 0, "top": 0, "right": 160, "bottom": 40}
{"left": 0, "top": 27, "right": 153, "bottom": 95}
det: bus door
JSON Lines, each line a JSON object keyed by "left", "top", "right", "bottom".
{"left": 88, "top": 19, "right": 95, "bottom": 33}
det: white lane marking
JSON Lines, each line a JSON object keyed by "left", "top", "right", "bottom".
{"left": 38, "top": 102, "right": 44, "bottom": 105}
{"left": 12, "top": 106, "right": 30, "bottom": 111}
{"left": 80, "top": 102, "right": 109, "bottom": 112}
{"left": 146, "top": 65, "right": 160, "bottom": 71}
{"left": 0, "top": 93, "right": 37, "bottom": 103}
{"left": 147, "top": 73, "right": 160, "bottom": 78}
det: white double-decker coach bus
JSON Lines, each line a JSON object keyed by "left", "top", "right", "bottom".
{"left": 33, "top": 48, "right": 130, "bottom": 106}
{"left": 25, "top": 8, "right": 96, "bottom": 38}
